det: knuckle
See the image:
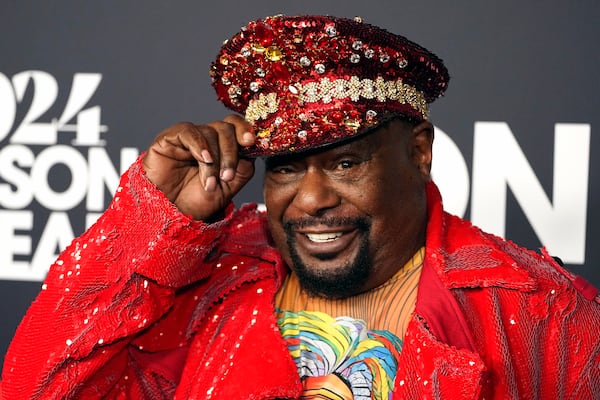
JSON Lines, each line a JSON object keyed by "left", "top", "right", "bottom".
{"left": 222, "top": 114, "right": 244, "bottom": 124}
{"left": 175, "top": 121, "right": 195, "bottom": 130}
{"left": 156, "top": 122, "right": 194, "bottom": 141}
{"left": 210, "top": 120, "right": 236, "bottom": 136}
{"left": 172, "top": 121, "right": 196, "bottom": 135}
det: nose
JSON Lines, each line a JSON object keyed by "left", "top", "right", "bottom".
{"left": 291, "top": 168, "right": 341, "bottom": 216}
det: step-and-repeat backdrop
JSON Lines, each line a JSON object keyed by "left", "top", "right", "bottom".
{"left": 1, "top": 1, "right": 598, "bottom": 371}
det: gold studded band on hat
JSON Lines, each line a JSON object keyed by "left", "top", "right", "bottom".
{"left": 246, "top": 76, "right": 429, "bottom": 125}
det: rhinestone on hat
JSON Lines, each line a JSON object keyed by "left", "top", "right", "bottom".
{"left": 315, "top": 63, "right": 326, "bottom": 74}
{"left": 300, "top": 56, "right": 311, "bottom": 67}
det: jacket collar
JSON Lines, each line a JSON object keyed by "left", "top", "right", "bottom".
{"left": 424, "top": 181, "right": 538, "bottom": 292}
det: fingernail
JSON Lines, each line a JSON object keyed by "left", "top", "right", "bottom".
{"left": 220, "top": 168, "right": 234, "bottom": 181}
{"left": 201, "top": 149, "right": 213, "bottom": 163}
{"left": 242, "top": 132, "right": 255, "bottom": 144}
{"left": 204, "top": 176, "right": 217, "bottom": 192}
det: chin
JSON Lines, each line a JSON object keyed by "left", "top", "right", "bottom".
{"left": 291, "top": 247, "right": 372, "bottom": 299}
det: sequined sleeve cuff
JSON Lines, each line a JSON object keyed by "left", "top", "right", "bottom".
{"left": 101, "top": 155, "right": 236, "bottom": 288}
{"left": 1, "top": 156, "right": 239, "bottom": 399}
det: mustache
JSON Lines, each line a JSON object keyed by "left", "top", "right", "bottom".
{"left": 283, "top": 216, "right": 371, "bottom": 232}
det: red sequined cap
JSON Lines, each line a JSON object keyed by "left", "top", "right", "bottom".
{"left": 211, "top": 15, "right": 449, "bottom": 157}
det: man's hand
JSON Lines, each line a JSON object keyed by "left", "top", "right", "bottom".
{"left": 142, "top": 115, "right": 256, "bottom": 221}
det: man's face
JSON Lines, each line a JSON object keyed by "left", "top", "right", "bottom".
{"left": 263, "top": 119, "right": 433, "bottom": 299}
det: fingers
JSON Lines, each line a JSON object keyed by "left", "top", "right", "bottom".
{"left": 223, "top": 114, "right": 255, "bottom": 147}
{"left": 200, "top": 126, "right": 239, "bottom": 190}
{"left": 184, "top": 125, "right": 222, "bottom": 192}
{"left": 141, "top": 117, "right": 257, "bottom": 220}
{"left": 206, "top": 121, "right": 238, "bottom": 184}
{"left": 203, "top": 115, "right": 255, "bottom": 186}
{"left": 169, "top": 116, "right": 252, "bottom": 192}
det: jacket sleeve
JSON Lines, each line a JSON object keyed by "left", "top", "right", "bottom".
{"left": 0, "top": 156, "right": 235, "bottom": 399}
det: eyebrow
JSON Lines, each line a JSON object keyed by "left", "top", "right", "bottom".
{"left": 263, "top": 128, "right": 386, "bottom": 170}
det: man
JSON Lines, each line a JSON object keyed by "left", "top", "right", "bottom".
{"left": 2, "top": 14, "right": 599, "bottom": 399}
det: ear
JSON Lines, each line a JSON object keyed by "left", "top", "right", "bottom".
{"left": 411, "top": 121, "right": 434, "bottom": 181}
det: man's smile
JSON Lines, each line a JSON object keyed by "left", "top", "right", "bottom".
{"left": 304, "top": 232, "right": 344, "bottom": 242}
{"left": 295, "top": 228, "right": 360, "bottom": 257}
{"left": 284, "top": 217, "right": 370, "bottom": 262}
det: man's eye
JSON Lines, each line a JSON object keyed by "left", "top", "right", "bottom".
{"left": 272, "top": 166, "right": 294, "bottom": 174}
{"left": 337, "top": 160, "right": 356, "bottom": 169}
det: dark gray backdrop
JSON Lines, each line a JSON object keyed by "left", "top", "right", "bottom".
{"left": 1, "top": 1, "right": 598, "bottom": 373}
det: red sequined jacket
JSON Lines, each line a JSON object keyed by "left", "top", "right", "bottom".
{"left": 2, "top": 157, "right": 600, "bottom": 399}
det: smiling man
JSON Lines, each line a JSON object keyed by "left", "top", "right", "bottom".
{"left": 266, "top": 117, "right": 430, "bottom": 301}
{"left": 2, "top": 15, "right": 600, "bottom": 400}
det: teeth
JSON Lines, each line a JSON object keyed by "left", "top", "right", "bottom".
{"left": 305, "top": 232, "right": 343, "bottom": 242}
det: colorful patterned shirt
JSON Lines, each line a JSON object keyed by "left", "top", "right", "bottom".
{"left": 275, "top": 248, "right": 424, "bottom": 399}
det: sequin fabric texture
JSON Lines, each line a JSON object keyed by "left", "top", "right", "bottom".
{"left": 2, "top": 158, "right": 599, "bottom": 399}
{"left": 210, "top": 15, "right": 449, "bottom": 156}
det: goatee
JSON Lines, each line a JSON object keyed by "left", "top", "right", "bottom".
{"left": 283, "top": 216, "right": 372, "bottom": 299}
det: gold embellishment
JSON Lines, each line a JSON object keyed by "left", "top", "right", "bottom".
{"left": 298, "top": 76, "right": 428, "bottom": 119}
{"left": 265, "top": 46, "right": 283, "bottom": 61}
{"left": 245, "top": 77, "right": 429, "bottom": 124}
{"left": 257, "top": 129, "right": 272, "bottom": 138}
{"left": 344, "top": 119, "right": 360, "bottom": 130}
{"left": 246, "top": 92, "right": 279, "bottom": 123}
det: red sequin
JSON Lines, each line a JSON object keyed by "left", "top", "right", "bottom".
{"left": 211, "top": 15, "right": 449, "bottom": 157}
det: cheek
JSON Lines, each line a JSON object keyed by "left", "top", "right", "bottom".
{"left": 368, "top": 171, "right": 427, "bottom": 233}
{"left": 266, "top": 214, "right": 294, "bottom": 267}
{"left": 384, "top": 165, "right": 424, "bottom": 198}
{"left": 264, "top": 185, "right": 293, "bottom": 257}
{"left": 264, "top": 182, "right": 289, "bottom": 221}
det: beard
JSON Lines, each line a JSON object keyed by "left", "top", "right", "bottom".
{"left": 283, "top": 217, "right": 372, "bottom": 299}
